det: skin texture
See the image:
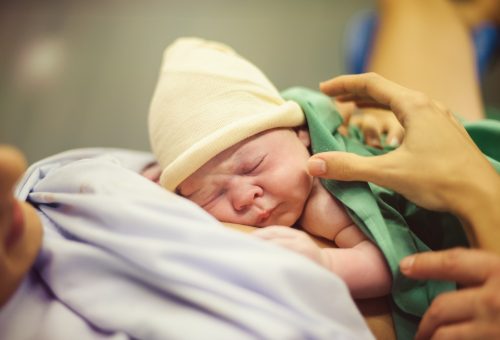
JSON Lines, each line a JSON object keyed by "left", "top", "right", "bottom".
{"left": 315, "top": 72, "right": 500, "bottom": 339}
{"left": 0, "top": 145, "right": 43, "bottom": 307}
{"left": 179, "top": 128, "right": 392, "bottom": 298}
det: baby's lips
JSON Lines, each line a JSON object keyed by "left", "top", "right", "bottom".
{"left": 257, "top": 210, "right": 271, "bottom": 224}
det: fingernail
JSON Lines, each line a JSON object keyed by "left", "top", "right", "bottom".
{"left": 319, "top": 81, "right": 328, "bottom": 89}
{"left": 308, "top": 159, "right": 326, "bottom": 175}
{"left": 388, "top": 137, "right": 400, "bottom": 147}
{"left": 400, "top": 255, "right": 415, "bottom": 274}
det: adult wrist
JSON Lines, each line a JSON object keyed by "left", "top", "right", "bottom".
{"left": 456, "top": 173, "right": 500, "bottom": 253}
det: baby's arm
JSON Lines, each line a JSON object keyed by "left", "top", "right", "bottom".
{"left": 253, "top": 225, "right": 391, "bottom": 299}
{"left": 322, "top": 224, "right": 391, "bottom": 298}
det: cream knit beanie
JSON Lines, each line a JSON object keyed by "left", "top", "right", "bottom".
{"left": 148, "top": 37, "right": 305, "bottom": 191}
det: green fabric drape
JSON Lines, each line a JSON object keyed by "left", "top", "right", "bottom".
{"left": 282, "top": 87, "right": 500, "bottom": 340}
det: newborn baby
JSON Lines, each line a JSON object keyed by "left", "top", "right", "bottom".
{"left": 148, "top": 37, "right": 391, "bottom": 299}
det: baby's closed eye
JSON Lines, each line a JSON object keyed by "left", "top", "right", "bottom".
{"left": 241, "top": 155, "right": 266, "bottom": 175}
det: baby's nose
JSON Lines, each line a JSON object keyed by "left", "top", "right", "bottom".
{"left": 232, "top": 184, "right": 263, "bottom": 211}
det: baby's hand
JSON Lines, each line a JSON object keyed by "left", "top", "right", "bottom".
{"left": 252, "top": 226, "right": 328, "bottom": 268}
{"left": 347, "top": 108, "right": 404, "bottom": 148}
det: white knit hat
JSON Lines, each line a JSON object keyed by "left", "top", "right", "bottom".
{"left": 148, "top": 37, "right": 305, "bottom": 191}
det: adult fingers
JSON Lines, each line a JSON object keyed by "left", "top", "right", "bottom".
{"left": 422, "top": 322, "right": 496, "bottom": 340}
{"left": 415, "top": 289, "right": 477, "bottom": 340}
{"left": 418, "top": 274, "right": 500, "bottom": 340}
{"left": 307, "top": 150, "right": 400, "bottom": 187}
{"left": 320, "top": 73, "right": 419, "bottom": 122}
{"left": 400, "top": 248, "right": 500, "bottom": 286}
{"left": 335, "top": 94, "right": 390, "bottom": 110}
{"left": 320, "top": 73, "right": 395, "bottom": 106}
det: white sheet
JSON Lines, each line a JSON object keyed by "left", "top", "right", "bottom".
{"left": 1, "top": 148, "right": 373, "bottom": 340}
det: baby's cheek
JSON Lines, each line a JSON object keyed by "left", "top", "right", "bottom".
{"left": 204, "top": 204, "right": 225, "bottom": 220}
{"left": 297, "top": 174, "right": 314, "bottom": 205}
{"left": 206, "top": 202, "right": 242, "bottom": 225}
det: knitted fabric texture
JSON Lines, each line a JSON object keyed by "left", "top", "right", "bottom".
{"left": 148, "top": 37, "right": 305, "bottom": 191}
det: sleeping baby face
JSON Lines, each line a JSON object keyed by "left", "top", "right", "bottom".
{"left": 178, "top": 128, "right": 314, "bottom": 227}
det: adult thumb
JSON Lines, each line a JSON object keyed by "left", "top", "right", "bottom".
{"left": 307, "top": 151, "right": 394, "bottom": 185}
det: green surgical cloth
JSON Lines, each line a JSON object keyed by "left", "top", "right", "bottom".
{"left": 282, "top": 87, "right": 500, "bottom": 340}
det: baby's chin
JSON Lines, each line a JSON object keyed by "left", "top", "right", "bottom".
{"left": 269, "top": 210, "right": 302, "bottom": 228}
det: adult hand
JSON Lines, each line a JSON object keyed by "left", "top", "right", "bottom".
{"left": 400, "top": 248, "right": 500, "bottom": 340}
{"left": 308, "top": 73, "right": 500, "bottom": 250}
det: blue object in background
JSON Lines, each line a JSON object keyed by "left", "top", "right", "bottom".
{"left": 344, "top": 10, "right": 379, "bottom": 75}
{"left": 474, "top": 22, "right": 500, "bottom": 76}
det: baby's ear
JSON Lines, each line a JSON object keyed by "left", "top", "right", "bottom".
{"left": 294, "top": 126, "right": 310, "bottom": 147}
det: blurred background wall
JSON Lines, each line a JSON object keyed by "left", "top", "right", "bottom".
{"left": 0, "top": 0, "right": 498, "bottom": 164}
{"left": 0, "top": 0, "right": 375, "bottom": 163}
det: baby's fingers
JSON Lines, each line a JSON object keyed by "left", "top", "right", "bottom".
{"left": 385, "top": 120, "right": 405, "bottom": 147}
{"left": 355, "top": 115, "right": 382, "bottom": 148}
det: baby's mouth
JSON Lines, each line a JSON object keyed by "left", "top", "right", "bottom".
{"left": 257, "top": 210, "right": 271, "bottom": 223}
{"left": 256, "top": 205, "right": 278, "bottom": 226}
